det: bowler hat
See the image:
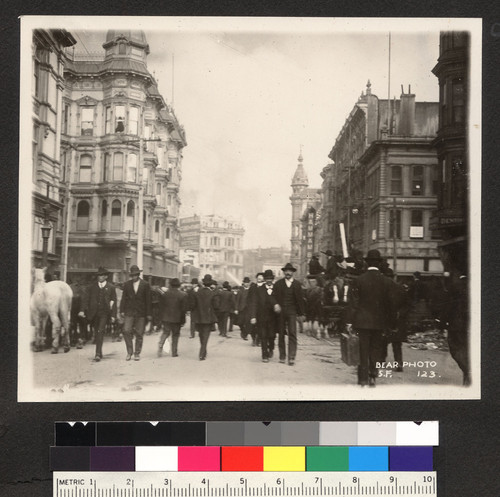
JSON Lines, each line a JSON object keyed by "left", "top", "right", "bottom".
{"left": 170, "top": 278, "right": 181, "bottom": 288}
{"left": 242, "top": 276, "right": 251, "bottom": 283}
{"left": 129, "top": 264, "right": 142, "bottom": 275}
{"left": 202, "top": 274, "right": 213, "bottom": 285}
{"left": 191, "top": 278, "right": 199, "bottom": 285}
{"left": 263, "top": 269, "right": 275, "bottom": 279}
{"left": 322, "top": 249, "right": 334, "bottom": 257}
{"left": 364, "top": 249, "right": 383, "bottom": 262}
{"left": 281, "top": 262, "right": 297, "bottom": 272}
{"left": 222, "top": 281, "right": 231, "bottom": 290}
{"left": 256, "top": 272, "right": 265, "bottom": 278}
{"left": 97, "top": 266, "right": 109, "bottom": 276}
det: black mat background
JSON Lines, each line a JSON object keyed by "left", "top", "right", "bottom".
{"left": 1, "top": 2, "right": 499, "bottom": 495}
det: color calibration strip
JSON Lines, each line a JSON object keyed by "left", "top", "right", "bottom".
{"left": 50, "top": 445, "right": 433, "bottom": 472}
{"left": 55, "top": 421, "right": 438, "bottom": 446}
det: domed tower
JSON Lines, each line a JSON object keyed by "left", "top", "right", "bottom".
{"left": 102, "top": 30, "right": 150, "bottom": 63}
{"left": 290, "top": 152, "right": 309, "bottom": 267}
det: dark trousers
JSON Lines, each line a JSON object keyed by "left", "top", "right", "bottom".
{"left": 190, "top": 314, "right": 196, "bottom": 338}
{"left": 159, "top": 322, "right": 181, "bottom": 356}
{"left": 357, "top": 329, "right": 385, "bottom": 384}
{"left": 278, "top": 311, "right": 297, "bottom": 361}
{"left": 92, "top": 313, "right": 109, "bottom": 358}
{"left": 123, "top": 316, "right": 146, "bottom": 356}
{"left": 259, "top": 320, "right": 276, "bottom": 359}
{"left": 196, "top": 323, "right": 212, "bottom": 359}
{"left": 384, "top": 341, "right": 403, "bottom": 366}
{"left": 217, "top": 312, "right": 230, "bottom": 336}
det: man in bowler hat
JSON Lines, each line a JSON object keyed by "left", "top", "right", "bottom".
{"left": 249, "top": 269, "right": 281, "bottom": 362}
{"left": 187, "top": 278, "right": 199, "bottom": 338}
{"left": 235, "top": 276, "right": 252, "bottom": 338}
{"left": 80, "top": 267, "right": 117, "bottom": 362}
{"left": 188, "top": 274, "right": 220, "bottom": 360}
{"left": 273, "top": 263, "right": 306, "bottom": 365}
{"left": 158, "top": 278, "right": 187, "bottom": 357}
{"left": 346, "top": 249, "right": 396, "bottom": 387}
{"left": 120, "top": 265, "right": 152, "bottom": 361}
{"left": 216, "top": 281, "right": 235, "bottom": 337}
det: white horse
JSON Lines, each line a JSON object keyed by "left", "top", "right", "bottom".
{"left": 30, "top": 268, "right": 73, "bottom": 353}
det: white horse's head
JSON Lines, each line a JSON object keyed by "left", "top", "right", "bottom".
{"left": 33, "top": 267, "right": 47, "bottom": 283}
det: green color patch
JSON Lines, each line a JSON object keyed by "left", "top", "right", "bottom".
{"left": 306, "top": 446, "right": 349, "bottom": 471}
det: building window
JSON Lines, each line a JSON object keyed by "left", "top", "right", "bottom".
{"left": 167, "top": 194, "right": 172, "bottom": 206}
{"left": 101, "top": 200, "right": 107, "bottom": 231}
{"left": 410, "top": 209, "right": 424, "bottom": 238}
{"left": 113, "top": 152, "right": 123, "bottom": 181}
{"left": 127, "top": 153, "right": 137, "bottom": 182}
{"left": 81, "top": 107, "right": 94, "bottom": 136}
{"left": 432, "top": 165, "right": 439, "bottom": 196}
{"left": 76, "top": 200, "right": 90, "bottom": 231}
{"left": 390, "top": 166, "right": 402, "bottom": 195}
{"left": 111, "top": 200, "right": 121, "bottom": 231}
{"left": 388, "top": 209, "right": 401, "bottom": 239}
{"left": 129, "top": 106, "right": 139, "bottom": 135}
{"left": 63, "top": 104, "right": 70, "bottom": 134}
{"left": 440, "top": 81, "right": 447, "bottom": 126}
{"left": 103, "top": 153, "right": 110, "bottom": 182}
{"left": 32, "top": 124, "right": 39, "bottom": 176}
{"left": 105, "top": 106, "right": 112, "bottom": 134}
{"left": 452, "top": 79, "right": 465, "bottom": 124}
{"left": 451, "top": 157, "right": 467, "bottom": 206}
{"left": 118, "top": 42, "right": 127, "bottom": 55}
{"left": 154, "top": 220, "right": 160, "bottom": 243}
{"left": 33, "top": 58, "right": 40, "bottom": 98}
{"left": 142, "top": 168, "right": 149, "bottom": 194}
{"left": 79, "top": 154, "right": 92, "bottom": 183}
{"left": 115, "top": 105, "right": 125, "bottom": 133}
{"left": 165, "top": 227, "right": 170, "bottom": 239}
{"left": 156, "top": 183, "right": 161, "bottom": 195}
{"left": 412, "top": 165, "right": 424, "bottom": 195}
{"left": 125, "top": 200, "right": 135, "bottom": 232}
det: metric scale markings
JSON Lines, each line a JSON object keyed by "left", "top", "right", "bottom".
{"left": 54, "top": 472, "right": 437, "bottom": 497}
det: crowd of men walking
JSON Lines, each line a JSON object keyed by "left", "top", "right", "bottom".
{"left": 40, "top": 247, "right": 469, "bottom": 387}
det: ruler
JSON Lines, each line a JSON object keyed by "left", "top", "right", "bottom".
{"left": 54, "top": 471, "right": 437, "bottom": 496}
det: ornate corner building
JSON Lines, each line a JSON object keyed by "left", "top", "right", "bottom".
{"left": 32, "top": 29, "right": 187, "bottom": 284}
{"left": 431, "top": 31, "right": 469, "bottom": 275}
{"left": 290, "top": 153, "right": 322, "bottom": 276}
{"left": 321, "top": 81, "right": 443, "bottom": 278}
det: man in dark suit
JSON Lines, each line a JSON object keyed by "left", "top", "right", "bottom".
{"left": 189, "top": 274, "right": 220, "bottom": 360}
{"left": 235, "top": 276, "right": 251, "bottom": 339}
{"left": 246, "top": 272, "right": 265, "bottom": 344}
{"left": 119, "top": 264, "right": 152, "bottom": 361}
{"left": 216, "top": 281, "right": 235, "bottom": 337}
{"left": 187, "top": 278, "right": 199, "bottom": 338}
{"left": 80, "top": 267, "right": 117, "bottom": 362}
{"left": 158, "top": 278, "right": 187, "bottom": 357}
{"left": 322, "top": 250, "right": 339, "bottom": 281}
{"left": 346, "top": 249, "right": 396, "bottom": 387}
{"left": 273, "top": 263, "right": 306, "bottom": 366}
{"left": 249, "top": 269, "right": 281, "bottom": 362}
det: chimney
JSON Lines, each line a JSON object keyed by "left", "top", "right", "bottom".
{"left": 397, "top": 84, "right": 415, "bottom": 136}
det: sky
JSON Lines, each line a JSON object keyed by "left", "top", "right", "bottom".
{"left": 75, "top": 22, "right": 440, "bottom": 249}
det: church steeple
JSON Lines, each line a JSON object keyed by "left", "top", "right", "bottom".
{"left": 291, "top": 151, "right": 309, "bottom": 192}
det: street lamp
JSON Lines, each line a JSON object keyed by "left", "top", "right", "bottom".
{"left": 41, "top": 204, "right": 52, "bottom": 267}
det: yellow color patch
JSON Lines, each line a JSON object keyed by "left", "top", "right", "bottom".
{"left": 263, "top": 446, "right": 305, "bottom": 471}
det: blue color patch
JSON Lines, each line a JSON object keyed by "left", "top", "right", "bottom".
{"left": 389, "top": 446, "right": 433, "bottom": 471}
{"left": 348, "top": 446, "right": 388, "bottom": 471}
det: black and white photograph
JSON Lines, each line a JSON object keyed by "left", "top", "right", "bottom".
{"left": 19, "top": 16, "right": 481, "bottom": 401}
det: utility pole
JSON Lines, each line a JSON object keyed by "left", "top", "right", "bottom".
{"left": 392, "top": 196, "right": 398, "bottom": 277}
{"left": 137, "top": 136, "right": 144, "bottom": 270}
{"left": 60, "top": 144, "right": 76, "bottom": 282}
